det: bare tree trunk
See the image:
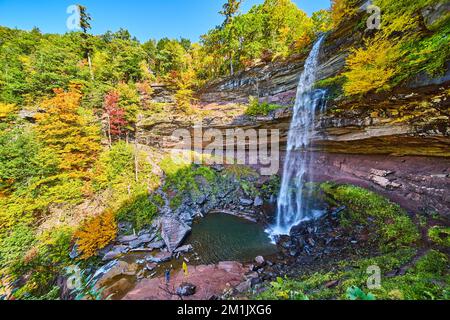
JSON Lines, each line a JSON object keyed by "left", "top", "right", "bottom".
{"left": 134, "top": 138, "right": 139, "bottom": 183}
{"left": 87, "top": 53, "right": 94, "bottom": 81}
{"left": 106, "top": 114, "right": 112, "bottom": 147}
{"left": 229, "top": 52, "right": 234, "bottom": 76}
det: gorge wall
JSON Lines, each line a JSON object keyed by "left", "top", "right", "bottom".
{"left": 137, "top": 2, "right": 450, "bottom": 217}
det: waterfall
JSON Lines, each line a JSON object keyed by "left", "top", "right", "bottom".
{"left": 270, "top": 36, "right": 327, "bottom": 237}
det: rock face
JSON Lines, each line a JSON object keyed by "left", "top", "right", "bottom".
{"left": 133, "top": 0, "right": 449, "bottom": 219}
{"left": 122, "top": 261, "right": 247, "bottom": 300}
{"left": 305, "top": 153, "right": 450, "bottom": 217}
{"left": 161, "top": 217, "right": 192, "bottom": 252}
{"left": 93, "top": 261, "right": 138, "bottom": 292}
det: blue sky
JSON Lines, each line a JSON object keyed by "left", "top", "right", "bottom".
{"left": 0, "top": 0, "right": 331, "bottom": 42}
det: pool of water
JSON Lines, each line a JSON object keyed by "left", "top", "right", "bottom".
{"left": 186, "top": 213, "right": 278, "bottom": 265}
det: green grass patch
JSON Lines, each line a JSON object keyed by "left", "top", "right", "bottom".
{"left": 245, "top": 96, "right": 284, "bottom": 117}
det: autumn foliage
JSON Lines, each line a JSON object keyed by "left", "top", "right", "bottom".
{"left": 35, "top": 85, "right": 101, "bottom": 171}
{"left": 74, "top": 210, "right": 117, "bottom": 260}
{"left": 104, "top": 90, "right": 128, "bottom": 139}
{"left": 343, "top": 36, "right": 401, "bottom": 96}
{"left": 331, "top": 0, "right": 357, "bottom": 27}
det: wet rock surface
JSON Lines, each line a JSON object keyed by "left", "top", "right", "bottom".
{"left": 226, "top": 207, "right": 380, "bottom": 298}
{"left": 122, "top": 262, "right": 247, "bottom": 300}
{"left": 161, "top": 217, "right": 192, "bottom": 253}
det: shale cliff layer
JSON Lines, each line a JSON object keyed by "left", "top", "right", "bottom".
{"left": 137, "top": 2, "right": 450, "bottom": 216}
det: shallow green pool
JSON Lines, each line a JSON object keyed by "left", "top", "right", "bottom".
{"left": 186, "top": 213, "right": 278, "bottom": 265}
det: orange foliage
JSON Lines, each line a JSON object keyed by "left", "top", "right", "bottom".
{"left": 35, "top": 84, "right": 101, "bottom": 172}
{"left": 74, "top": 210, "right": 117, "bottom": 260}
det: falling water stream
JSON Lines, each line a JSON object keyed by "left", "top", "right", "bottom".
{"left": 270, "top": 36, "right": 327, "bottom": 237}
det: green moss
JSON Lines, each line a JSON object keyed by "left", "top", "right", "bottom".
{"left": 319, "top": 183, "right": 420, "bottom": 251}
{"left": 428, "top": 226, "right": 450, "bottom": 247}
{"left": 314, "top": 75, "right": 346, "bottom": 99}
{"left": 223, "top": 165, "right": 260, "bottom": 197}
{"left": 160, "top": 155, "right": 219, "bottom": 209}
{"left": 378, "top": 250, "right": 449, "bottom": 300}
{"left": 260, "top": 175, "right": 281, "bottom": 199}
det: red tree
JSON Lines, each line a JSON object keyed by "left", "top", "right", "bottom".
{"left": 104, "top": 91, "right": 128, "bottom": 141}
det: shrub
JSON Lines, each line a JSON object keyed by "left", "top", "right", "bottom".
{"left": 0, "top": 103, "right": 17, "bottom": 121}
{"left": 160, "top": 154, "right": 219, "bottom": 209}
{"left": 74, "top": 211, "right": 117, "bottom": 260}
{"left": 116, "top": 194, "right": 159, "bottom": 231}
{"left": 0, "top": 223, "right": 36, "bottom": 273}
{"left": 342, "top": 36, "right": 402, "bottom": 96}
{"left": 258, "top": 276, "right": 310, "bottom": 300}
{"left": 10, "top": 226, "right": 74, "bottom": 300}
{"left": 245, "top": 96, "right": 283, "bottom": 116}
{"left": 341, "top": 0, "right": 449, "bottom": 96}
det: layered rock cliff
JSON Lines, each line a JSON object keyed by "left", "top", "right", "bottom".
{"left": 136, "top": 2, "right": 450, "bottom": 217}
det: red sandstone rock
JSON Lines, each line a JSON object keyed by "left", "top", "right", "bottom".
{"left": 122, "top": 261, "right": 246, "bottom": 300}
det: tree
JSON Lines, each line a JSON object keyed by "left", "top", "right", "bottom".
{"left": 220, "top": 0, "right": 243, "bottom": 26}
{"left": 0, "top": 125, "right": 58, "bottom": 193}
{"left": 104, "top": 90, "right": 128, "bottom": 143}
{"left": 312, "top": 9, "right": 333, "bottom": 34}
{"left": 77, "top": 5, "right": 94, "bottom": 80}
{"left": 219, "top": 0, "right": 243, "bottom": 75}
{"left": 35, "top": 85, "right": 101, "bottom": 172}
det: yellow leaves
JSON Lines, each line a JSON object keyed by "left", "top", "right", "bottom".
{"left": 0, "top": 103, "right": 17, "bottom": 120}
{"left": 74, "top": 210, "right": 117, "bottom": 260}
{"left": 331, "top": 0, "right": 357, "bottom": 27}
{"left": 342, "top": 36, "right": 403, "bottom": 96}
{"left": 36, "top": 85, "right": 101, "bottom": 172}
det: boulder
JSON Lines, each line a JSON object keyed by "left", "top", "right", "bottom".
{"left": 255, "top": 256, "right": 265, "bottom": 266}
{"left": 176, "top": 283, "right": 197, "bottom": 297}
{"left": 369, "top": 169, "right": 394, "bottom": 177}
{"left": 174, "top": 244, "right": 193, "bottom": 254}
{"left": 369, "top": 175, "right": 402, "bottom": 190}
{"left": 138, "top": 233, "right": 156, "bottom": 243}
{"left": 253, "top": 196, "right": 264, "bottom": 207}
{"left": 94, "top": 261, "right": 138, "bottom": 289}
{"left": 240, "top": 198, "right": 254, "bottom": 206}
{"left": 145, "top": 262, "right": 157, "bottom": 272}
{"left": 102, "top": 245, "right": 128, "bottom": 261}
{"left": 235, "top": 280, "right": 251, "bottom": 293}
{"left": 102, "top": 278, "right": 134, "bottom": 299}
{"left": 146, "top": 251, "right": 172, "bottom": 264}
{"left": 129, "top": 233, "right": 156, "bottom": 249}
{"left": 147, "top": 240, "right": 165, "bottom": 250}
{"left": 117, "top": 235, "right": 138, "bottom": 243}
{"left": 161, "top": 217, "right": 191, "bottom": 252}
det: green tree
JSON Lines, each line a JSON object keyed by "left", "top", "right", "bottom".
{"left": 77, "top": 4, "right": 94, "bottom": 80}
{"left": 219, "top": 0, "right": 242, "bottom": 75}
